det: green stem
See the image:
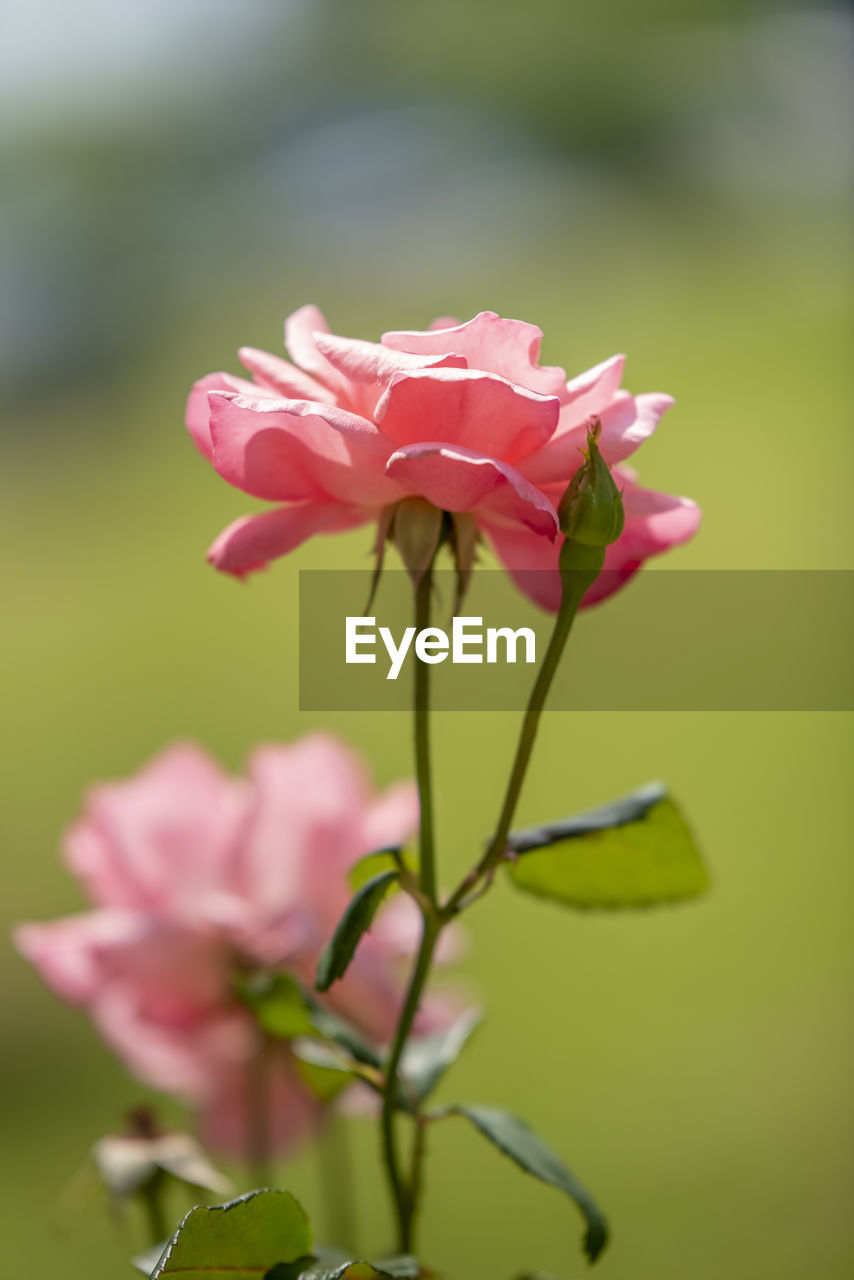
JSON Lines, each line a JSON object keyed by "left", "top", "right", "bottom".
{"left": 414, "top": 565, "right": 438, "bottom": 906}
{"left": 409, "top": 1116, "right": 429, "bottom": 1246}
{"left": 246, "top": 1029, "right": 272, "bottom": 1189}
{"left": 380, "top": 915, "right": 439, "bottom": 1252}
{"left": 380, "top": 558, "right": 443, "bottom": 1252}
{"left": 318, "top": 1113, "right": 357, "bottom": 1252}
{"left": 444, "top": 542, "right": 605, "bottom": 915}
{"left": 139, "top": 1171, "right": 168, "bottom": 1248}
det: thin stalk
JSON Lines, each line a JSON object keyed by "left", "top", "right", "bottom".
{"left": 246, "top": 1029, "right": 273, "bottom": 1188}
{"left": 318, "top": 1113, "right": 357, "bottom": 1253}
{"left": 444, "top": 543, "right": 605, "bottom": 916}
{"left": 408, "top": 1116, "right": 429, "bottom": 1252}
{"left": 380, "top": 915, "right": 440, "bottom": 1251}
{"left": 380, "top": 561, "right": 442, "bottom": 1251}
{"left": 413, "top": 565, "right": 438, "bottom": 906}
{"left": 139, "top": 1171, "right": 168, "bottom": 1247}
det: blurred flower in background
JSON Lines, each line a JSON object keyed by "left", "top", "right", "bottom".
{"left": 14, "top": 735, "right": 451, "bottom": 1156}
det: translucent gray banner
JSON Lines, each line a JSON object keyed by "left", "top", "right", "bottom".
{"left": 298, "top": 570, "right": 854, "bottom": 711}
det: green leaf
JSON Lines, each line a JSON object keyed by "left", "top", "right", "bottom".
{"left": 449, "top": 1105, "right": 608, "bottom": 1264}
{"left": 368, "top": 1258, "right": 419, "bottom": 1278}
{"left": 401, "top": 1009, "right": 482, "bottom": 1102}
{"left": 237, "top": 971, "right": 382, "bottom": 1071}
{"left": 292, "top": 1048, "right": 354, "bottom": 1103}
{"left": 148, "top": 1189, "right": 312, "bottom": 1278}
{"left": 286, "top": 1258, "right": 417, "bottom": 1279}
{"left": 237, "top": 973, "right": 317, "bottom": 1039}
{"left": 348, "top": 848, "right": 406, "bottom": 893}
{"left": 315, "top": 870, "right": 399, "bottom": 992}
{"left": 138, "top": 1252, "right": 412, "bottom": 1280}
{"left": 507, "top": 782, "right": 708, "bottom": 909}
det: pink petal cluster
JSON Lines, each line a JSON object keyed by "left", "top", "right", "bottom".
{"left": 187, "top": 307, "right": 699, "bottom": 608}
{"left": 15, "top": 736, "right": 443, "bottom": 1156}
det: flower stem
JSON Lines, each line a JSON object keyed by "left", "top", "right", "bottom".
{"left": 380, "top": 914, "right": 439, "bottom": 1251}
{"left": 413, "top": 565, "right": 437, "bottom": 906}
{"left": 246, "top": 1029, "right": 272, "bottom": 1189}
{"left": 318, "top": 1113, "right": 357, "bottom": 1253}
{"left": 139, "top": 1171, "right": 168, "bottom": 1247}
{"left": 379, "top": 559, "right": 443, "bottom": 1252}
{"left": 444, "top": 542, "right": 605, "bottom": 916}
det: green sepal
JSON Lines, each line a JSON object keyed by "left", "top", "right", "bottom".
{"left": 392, "top": 497, "right": 443, "bottom": 585}
{"left": 557, "top": 419, "right": 624, "bottom": 546}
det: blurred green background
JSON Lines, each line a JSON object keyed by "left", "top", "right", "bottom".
{"left": 2, "top": 1, "right": 852, "bottom": 1276}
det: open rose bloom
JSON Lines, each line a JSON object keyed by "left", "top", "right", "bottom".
{"left": 187, "top": 307, "right": 699, "bottom": 608}
{"left": 15, "top": 736, "right": 451, "bottom": 1157}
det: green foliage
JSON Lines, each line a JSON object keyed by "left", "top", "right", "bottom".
{"left": 348, "top": 848, "right": 406, "bottom": 893}
{"left": 277, "top": 1258, "right": 417, "bottom": 1279}
{"left": 447, "top": 1106, "right": 608, "bottom": 1263}
{"left": 236, "top": 972, "right": 381, "bottom": 1069}
{"left": 235, "top": 973, "right": 317, "bottom": 1040}
{"left": 315, "top": 870, "right": 400, "bottom": 992}
{"left": 140, "top": 1191, "right": 417, "bottom": 1279}
{"left": 291, "top": 1049, "right": 355, "bottom": 1103}
{"left": 266, "top": 1261, "right": 398, "bottom": 1279}
{"left": 401, "top": 1009, "right": 482, "bottom": 1103}
{"left": 146, "top": 1190, "right": 312, "bottom": 1278}
{"left": 507, "top": 782, "right": 708, "bottom": 909}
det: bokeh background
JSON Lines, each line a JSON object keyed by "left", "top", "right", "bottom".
{"left": 2, "top": 1, "right": 852, "bottom": 1276}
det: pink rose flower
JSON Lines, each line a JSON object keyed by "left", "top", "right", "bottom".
{"left": 186, "top": 307, "right": 699, "bottom": 607}
{"left": 14, "top": 736, "right": 448, "bottom": 1157}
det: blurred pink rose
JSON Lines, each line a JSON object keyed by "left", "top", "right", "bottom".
{"left": 187, "top": 307, "right": 699, "bottom": 607}
{"left": 15, "top": 736, "right": 447, "bottom": 1157}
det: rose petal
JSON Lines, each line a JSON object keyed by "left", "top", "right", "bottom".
{"left": 386, "top": 442, "right": 559, "bottom": 537}
{"left": 483, "top": 479, "right": 700, "bottom": 610}
{"left": 284, "top": 303, "right": 351, "bottom": 399}
{"left": 375, "top": 367, "right": 559, "bottom": 462}
{"left": 186, "top": 373, "right": 273, "bottom": 460}
{"left": 208, "top": 390, "right": 398, "bottom": 506}
{"left": 64, "top": 745, "right": 247, "bottom": 912}
{"left": 562, "top": 353, "right": 626, "bottom": 420}
{"left": 95, "top": 993, "right": 251, "bottom": 1101}
{"left": 520, "top": 390, "right": 674, "bottom": 485}
{"left": 236, "top": 737, "right": 370, "bottom": 913}
{"left": 359, "top": 779, "right": 419, "bottom": 856}
{"left": 315, "top": 333, "right": 466, "bottom": 387}
{"left": 238, "top": 346, "right": 336, "bottom": 404}
{"left": 479, "top": 518, "right": 563, "bottom": 611}
{"left": 382, "top": 311, "right": 567, "bottom": 398}
{"left": 207, "top": 502, "right": 367, "bottom": 578}
{"left": 200, "top": 1046, "right": 323, "bottom": 1158}
{"left": 13, "top": 911, "right": 139, "bottom": 1005}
